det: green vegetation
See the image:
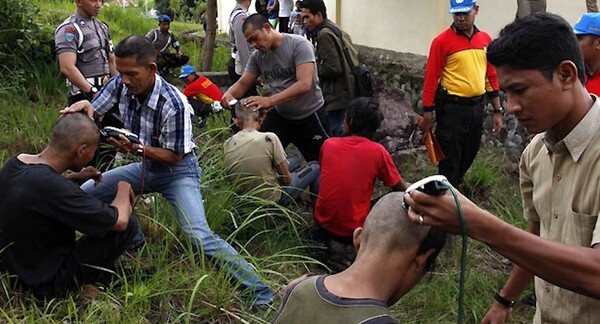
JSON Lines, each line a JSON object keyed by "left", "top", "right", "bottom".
{"left": 0, "top": 1, "right": 536, "bottom": 323}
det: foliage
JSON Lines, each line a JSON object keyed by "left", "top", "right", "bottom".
{"left": 0, "top": 1, "right": 539, "bottom": 323}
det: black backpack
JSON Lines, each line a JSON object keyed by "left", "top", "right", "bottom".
{"left": 321, "top": 24, "right": 375, "bottom": 97}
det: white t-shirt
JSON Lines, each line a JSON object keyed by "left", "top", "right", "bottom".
{"left": 279, "top": 0, "right": 293, "bottom": 18}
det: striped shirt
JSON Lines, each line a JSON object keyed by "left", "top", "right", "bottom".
{"left": 92, "top": 74, "right": 195, "bottom": 155}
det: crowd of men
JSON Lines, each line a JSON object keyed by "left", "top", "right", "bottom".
{"left": 2, "top": 0, "right": 600, "bottom": 322}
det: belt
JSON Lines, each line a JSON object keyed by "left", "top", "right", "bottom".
{"left": 444, "top": 94, "right": 484, "bottom": 105}
{"left": 67, "top": 74, "right": 110, "bottom": 96}
{"left": 86, "top": 74, "right": 111, "bottom": 87}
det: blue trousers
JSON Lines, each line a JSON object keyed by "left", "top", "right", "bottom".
{"left": 81, "top": 153, "right": 273, "bottom": 304}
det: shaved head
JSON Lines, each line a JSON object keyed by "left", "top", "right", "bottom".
{"left": 50, "top": 112, "right": 100, "bottom": 152}
{"left": 360, "top": 192, "right": 446, "bottom": 270}
{"left": 236, "top": 99, "right": 265, "bottom": 124}
{"left": 361, "top": 192, "right": 430, "bottom": 251}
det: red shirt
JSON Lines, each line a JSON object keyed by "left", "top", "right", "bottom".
{"left": 586, "top": 69, "right": 600, "bottom": 96}
{"left": 182, "top": 75, "right": 223, "bottom": 104}
{"left": 314, "top": 136, "right": 402, "bottom": 237}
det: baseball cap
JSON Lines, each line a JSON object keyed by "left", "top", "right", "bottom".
{"left": 158, "top": 14, "right": 171, "bottom": 23}
{"left": 179, "top": 65, "right": 196, "bottom": 78}
{"left": 449, "top": 0, "right": 476, "bottom": 14}
{"left": 574, "top": 13, "right": 600, "bottom": 37}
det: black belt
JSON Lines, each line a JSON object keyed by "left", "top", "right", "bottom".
{"left": 444, "top": 94, "right": 484, "bottom": 105}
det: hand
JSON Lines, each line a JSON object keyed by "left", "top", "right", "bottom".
{"left": 403, "top": 188, "right": 481, "bottom": 235}
{"left": 419, "top": 112, "right": 434, "bottom": 133}
{"left": 67, "top": 166, "right": 102, "bottom": 185}
{"left": 492, "top": 113, "right": 503, "bottom": 138}
{"left": 59, "top": 100, "right": 95, "bottom": 120}
{"left": 117, "top": 181, "right": 135, "bottom": 207}
{"left": 481, "top": 301, "right": 512, "bottom": 324}
{"left": 176, "top": 51, "right": 183, "bottom": 58}
{"left": 244, "top": 96, "right": 272, "bottom": 111}
{"left": 107, "top": 134, "right": 139, "bottom": 154}
{"left": 220, "top": 93, "right": 237, "bottom": 110}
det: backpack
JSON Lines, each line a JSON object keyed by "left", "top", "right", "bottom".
{"left": 321, "top": 24, "right": 375, "bottom": 97}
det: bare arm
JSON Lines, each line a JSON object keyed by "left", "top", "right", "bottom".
{"left": 391, "top": 178, "right": 410, "bottom": 191}
{"left": 404, "top": 190, "right": 600, "bottom": 299}
{"left": 108, "top": 52, "right": 117, "bottom": 76}
{"left": 275, "top": 159, "right": 293, "bottom": 185}
{"left": 58, "top": 52, "right": 94, "bottom": 93}
{"left": 221, "top": 72, "right": 259, "bottom": 109}
{"left": 481, "top": 222, "right": 537, "bottom": 324}
{"left": 107, "top": 135, "right": 184, "bottom": 166}
{"left": 244, "top": 62, "right": 315, "bottom": 109}
{"left": 111, "top": 181, "right": 133, "bottom": 231}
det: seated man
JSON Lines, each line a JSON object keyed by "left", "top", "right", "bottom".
{"left": 0, "top": 113, "right": 139, "bottom": 299}
{"left": 146, "top": 14, "right": 189, "bottom": 73}
{"left": 224, "top": 99, "right": 320, "bottom": 206}
{"left": 314, "top": 97, "right": 410, "bottom": 271}
{"left": 179, "top": 64, "right": 223, "bottom": 128}
{"left": 272, "top": 192, "right": 447, "bottom": 323}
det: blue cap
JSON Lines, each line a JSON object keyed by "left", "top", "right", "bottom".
{"left": 179, "top": 65, "right": 196, "bottom": 78}
{"left": 574, "top": 13, "right": 600, "bottom": 36}
{"left": 449, "top": 0, "right": 476, "bottom": 14}
{"left": 158, "top": 14, "right": 171, "bottom": 23}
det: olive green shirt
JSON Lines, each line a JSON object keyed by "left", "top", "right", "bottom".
{"left": 224, "top": 129, "right": 287, "bottom": 202}
{"left": 520, "top": 98, "right": 600, "bottom": 323}
{"left": 272, "top": 276, "right": 396, "bottom": 324}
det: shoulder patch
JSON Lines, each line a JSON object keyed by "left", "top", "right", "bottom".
{"left": 265, "top": 135, "right": 273, "bottom": 142}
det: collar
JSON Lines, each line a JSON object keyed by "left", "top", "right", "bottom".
{"left": 125, "top": 74, "right": 161, "bottom": 110}
{"left": 316, "top": 19, "right": 334, "bottom": 32}
{"left": 450, "top": 23, "right": 480, "bottom": 38}
{"left": 543, "top": 96, "right": 600, "bottom": 162}
{"left": 74, "top": 11, "right": 94, "bottom": 22}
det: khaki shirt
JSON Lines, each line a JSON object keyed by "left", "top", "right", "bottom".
{"left": 223, "top": 129, "right": 287, "bottom": 202}
{"left": 520, "top": 98, "right": 600, "bottom": 323}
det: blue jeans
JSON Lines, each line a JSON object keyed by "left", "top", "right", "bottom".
{"left": 327, "top": 109, "right": 346, "bottom": 137}
{"left": 279, "top": 156, "right": 320, "bottom": 206}
{"left": 81, "top": 153, "right": 273, "bottom": 304}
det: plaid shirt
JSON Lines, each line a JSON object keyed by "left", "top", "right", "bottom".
{"left": 92, "top": 74, "right": 195, "bottom": 155}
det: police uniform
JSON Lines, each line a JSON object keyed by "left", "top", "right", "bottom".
{"left": 55, "top": 11, "right": 114, "bottom": 104}
{"left": 145, "top": 28, "right": 189, "bottom": 72}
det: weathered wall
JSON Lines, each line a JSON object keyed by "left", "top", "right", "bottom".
{"left": 217, "top": 0, "right": 588, "bottom": 56}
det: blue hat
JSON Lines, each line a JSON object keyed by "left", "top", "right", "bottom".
{"left": 574, "top": 13, "right": 600, "bottom": 36}
{"left": 179, "top": 65, "right": 196, "bottom": 78}
{"left": 449, "top": 0, "right": 476, "bottom": 14}
{"left": 158, "top": 14, "right": 171, "bottom": 23}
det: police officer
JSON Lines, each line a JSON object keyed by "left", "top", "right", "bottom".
{"left": 146, "top": 15, "right": 189, "bottom": 73}
{"left": 55, "top": 0, "right": 116, "bottom": 105}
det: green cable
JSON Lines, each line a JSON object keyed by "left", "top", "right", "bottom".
{"left": 443, "top": 183, "right": 467, "bottom": 324}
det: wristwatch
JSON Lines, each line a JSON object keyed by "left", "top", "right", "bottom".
{"left": 86, "top": 86, "right": 98, "bottom": 97}
{"left": 494, "top": 290, "right": 515, "bottom": 308}
{"left": 493, "top": 106, "right": 505, "bottom": 115}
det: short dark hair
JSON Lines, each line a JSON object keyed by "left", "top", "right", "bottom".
{"left": 242, "top": 13, "right": 270, "bottom": 33}
{"left": 50, "top": 112, "right": 99, "bottom": 151}
{"left": 417, "top": 228, "right": 447, "bottom": 272}
{"left": 299, "top": 0, "right": 327, "bottom": 19}
{"left": 345, "top": 97, "right": 383, "bottom": 139}
{"left": 114, "top": 35, "right": 157, "bottom": 65}
{"left": 487, "top": 12, "right": 585, "bottom": 83}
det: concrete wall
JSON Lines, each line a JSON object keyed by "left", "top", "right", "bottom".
{"left": 217, "top": 0, "right": 588, "bottom": 56}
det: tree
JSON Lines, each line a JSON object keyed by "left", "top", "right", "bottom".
{"left": 200, "top": 0, "right": 216, "bottom": 71}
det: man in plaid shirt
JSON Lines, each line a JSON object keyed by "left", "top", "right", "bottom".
{"left": 62, "top": 35, "right": 273, "bottom": 306}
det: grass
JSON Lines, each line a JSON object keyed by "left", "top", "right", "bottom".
{"left": 0, "top": 2, "right": 539, "bottom": 323}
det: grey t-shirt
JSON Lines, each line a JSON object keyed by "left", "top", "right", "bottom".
{"left": 246, "top": 34, "right": 324, "bottom": 120}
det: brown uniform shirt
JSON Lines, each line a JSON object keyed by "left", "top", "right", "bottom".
{"left": 520, "top": 98, "right": 600, "bottom": 323}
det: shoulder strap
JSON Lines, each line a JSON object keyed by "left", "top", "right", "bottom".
{"left": 56, "top": 16, "right": 84, "bottom": 53}
{"left": 321, "top": 24, "right": 355, "bottom": 69}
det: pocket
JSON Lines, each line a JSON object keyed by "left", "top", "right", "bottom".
{"left": 563, "top": 210, "right": 598, "bottom": 246}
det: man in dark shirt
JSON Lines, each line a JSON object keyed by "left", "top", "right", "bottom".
{"left": 0, "top": 113, "right": 139, "bottom": 299}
